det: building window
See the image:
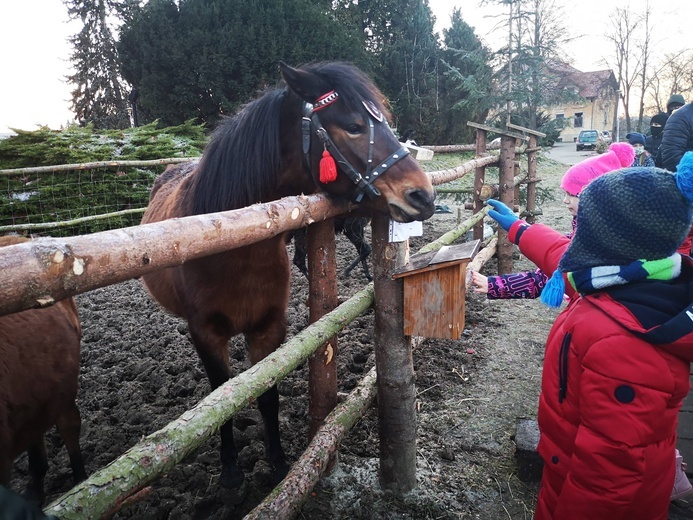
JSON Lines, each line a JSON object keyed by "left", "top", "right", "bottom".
{"left": 575, "top": 112, "right": 583, "bottom": 128}
{"left": 556, "top": 114, "right": 565, "bottom": 119}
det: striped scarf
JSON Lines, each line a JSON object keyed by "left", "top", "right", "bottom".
{"left": 541, "top": 254, "right": 681, "bottom": 308}
{"left": 568, "top": 254, "right": 681, "bottom": 293}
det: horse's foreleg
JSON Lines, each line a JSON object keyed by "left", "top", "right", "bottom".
{"left": 256, "top": 386, "right": 290, "bottom": 483}
{"left": 55, "top": 402, "right": 87, "bottom": 484}
{"left": 25, "top": 440, "right": 48, "bottom": 504}
{"left": 189, "top": 324, "right": 246, "bottom": 504}
{"left": 246, "top": 312, "right": 289, "bottom": 484}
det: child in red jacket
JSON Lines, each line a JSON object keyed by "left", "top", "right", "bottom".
{"left": 472, "top": 143, "right": 634, "bottom": 299}
{"left": 485, "top": 152, "right": 693, "bottom": 519}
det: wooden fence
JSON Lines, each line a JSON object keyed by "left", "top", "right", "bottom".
{"left": 0, "top": 128, "right": 541, "bottom": 518}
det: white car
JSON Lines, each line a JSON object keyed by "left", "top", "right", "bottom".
{"left": 602, "top": 131, "right": 613, "bottom": 144}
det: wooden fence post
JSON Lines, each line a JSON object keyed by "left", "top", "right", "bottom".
{"left": 498, "top": 135, "right": 517, "bottom": 274}
{"left": 371, "top": 214, "right": 417, "bottom": 493}
{"left": 525, "top": 134, "right": 538, "bottom": 223}
{"left": 307, "top": 219, "right": 339, "bottom": 442}
{"left": 507, "top": 123, "right": 546, "bottom": 225}
{"left": 473, "top": 128, "right": 487, "bottom": 241}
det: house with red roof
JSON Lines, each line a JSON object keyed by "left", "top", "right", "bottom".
{"left": 543, "top": 63, "right": 619, "bottom": 144}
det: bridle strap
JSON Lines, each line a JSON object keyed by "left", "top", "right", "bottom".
{"left": 302, "top": 93, "right": 409, "bottom": 202}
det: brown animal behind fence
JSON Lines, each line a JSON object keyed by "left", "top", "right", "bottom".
{"left": 140, "top": 61, "right": 435, "bottom": 505}
{"left": 0, "top": 235, "right": 86, "bottom": 504}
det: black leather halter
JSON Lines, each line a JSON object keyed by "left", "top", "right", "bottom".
{"left": 301, "top": 91, "right": 410, "bottom": 203}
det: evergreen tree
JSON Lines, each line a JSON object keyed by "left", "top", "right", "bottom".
{"left": 64, "top": 0, "right": 136, "bottom": 129}
{"left": 118, "top": 0, "right": 369, "bottom": 127}
{"left": 363, "top": 0, "right": 441, "bottom": 143}
{"left": 438, "top": 9, "right": 494, "bottom": 144}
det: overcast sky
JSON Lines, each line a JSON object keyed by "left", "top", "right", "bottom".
{"left": 0, "top": 0, "right": 688, "bottom": 134}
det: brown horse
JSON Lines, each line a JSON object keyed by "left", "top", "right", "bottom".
{"left": 0, "top": 235, "right": 86, "bottom": 504}
{"left": 140, "top": 61, "right": 436, "bottom": 503}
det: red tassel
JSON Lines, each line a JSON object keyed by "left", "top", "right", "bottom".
{"left": 319, "top": 150, "right": 338, "bottom": 183}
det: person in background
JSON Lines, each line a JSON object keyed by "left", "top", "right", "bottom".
{"left": 667, "top": 94, "right": 686, "bottom": 115}
{"left": 646, "top": 112, "right": 668, "bottom": 166}
{"left": 472, "top": 142, "right": 634, "bottom": 299}
{"left": 484, "top": 152, "right": 693, "bottom": 519}
{"left": 659, "top": 96, "right": 693, "bottom": 172}
{"left": 627, "top": 132, "right": 655, "bottom": 167}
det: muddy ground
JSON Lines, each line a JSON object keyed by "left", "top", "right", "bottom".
{"left": 11, "top": 155, "right": 574, "bottom": 519}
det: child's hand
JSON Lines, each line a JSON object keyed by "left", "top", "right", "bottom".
{"left": 486, "top": 199, "right": 519, "bottom": 231}
{"left": 471, "top": 270, "right": 488, "bottom": 294}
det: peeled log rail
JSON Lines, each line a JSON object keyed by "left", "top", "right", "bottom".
{"left": 0, "top": 153, "right": 504, "bottom": 317}
{"left": 428, "top": 155, "right": 499, "bottom": 185}
{"left": 44, "top": 284, "right": 375, "bottom": 519}
{"left": 464, "top": 236, "right": 498, "bottom": 290}
{"left": 0, "top": 208, "right": 147, "bottom": 233}
{"left": 422, "top": 143, "right": 502, "bottom": 153}
{"left": 245, "top": 367, "right": 378, "bottom": 520}
{"left": 0, "top": 193, "right": 352, "bottom": 317}
{"left": 0, "top": 157, "right": 195, "bottom": 176}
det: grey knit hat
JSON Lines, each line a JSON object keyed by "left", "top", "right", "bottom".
{"left": 667, "top": 94, "right": 686, "bottom": 111}
{"left": 559, "top": 165, "right": 693, "bottom": 272}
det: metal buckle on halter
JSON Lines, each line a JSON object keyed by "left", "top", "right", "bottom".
{"left": 302, "top": 103, "right": 313, "bottom": 155}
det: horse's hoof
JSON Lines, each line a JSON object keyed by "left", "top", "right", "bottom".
{"left": 219, "top": 467, "right": 247, "bottom": 506}
{"left": 219, "top": 478, "right": 248, "bottom": 506}
{"left": 273, "top": 461, "right": 291, "bottom": 485}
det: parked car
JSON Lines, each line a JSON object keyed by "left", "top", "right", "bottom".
{"left": 602, "top": 131, "right": 612, "bottom": 144}
{"left": 576, "top": 129, "right": 601, "bottom": 151}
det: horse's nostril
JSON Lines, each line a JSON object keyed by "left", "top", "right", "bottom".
{"left": 406, "top": 188, "right": 436, "bottom": 213}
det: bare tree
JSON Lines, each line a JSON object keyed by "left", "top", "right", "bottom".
{"left": 634, "top": 2, "right": 653, "bottom": 132}
{"left": 483, "top": 0, "right": 575, "bottom": 130}
{"left": 603, "top": 6, "right": 642, "bottom": 135}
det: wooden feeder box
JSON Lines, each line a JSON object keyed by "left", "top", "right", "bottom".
{"left": 392, "top": 240, "right": 480, "bottom": 340}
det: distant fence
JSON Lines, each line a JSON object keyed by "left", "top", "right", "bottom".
{"left": 0, "top": 158, "right": 195, "bottom": 235}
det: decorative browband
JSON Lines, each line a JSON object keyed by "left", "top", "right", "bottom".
{"left": 312, "top": 91, "right": 339, "bottom": 111}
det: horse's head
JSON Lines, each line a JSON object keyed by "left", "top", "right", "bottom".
{"left": 280, "top": 62, "right": 436, "bottom": 223}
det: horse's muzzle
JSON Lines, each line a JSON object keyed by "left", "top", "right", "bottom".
{"left": 389, "top": 187, "right": 437, "bottom": 223}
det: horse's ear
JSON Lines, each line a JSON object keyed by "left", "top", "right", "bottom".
{"left": 279, "top": 62, "right": 325, "bottom": 103}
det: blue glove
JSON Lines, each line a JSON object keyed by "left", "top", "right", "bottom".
{"left": 486, "top": 199, "right": 518, "bottom": 231}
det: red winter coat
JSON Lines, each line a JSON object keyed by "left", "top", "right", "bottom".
{"left": 508, "top": 220, "right": 693, "bottom": 519}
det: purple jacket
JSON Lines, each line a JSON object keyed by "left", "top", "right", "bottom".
{"left": 486, "top": 217, "right": 576, "bottom": 299}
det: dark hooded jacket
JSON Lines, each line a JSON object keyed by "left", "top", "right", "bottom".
{"left": 507, "top": 220, "right": 693, "bottom": 519}
{"left": 659, "top": 103, "right": 693, "bottom": 171}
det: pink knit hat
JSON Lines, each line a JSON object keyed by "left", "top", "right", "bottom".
{"left": 560, "top": 142, "right": 635, "bottom": 196}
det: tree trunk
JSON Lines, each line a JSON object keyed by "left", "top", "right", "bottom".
{"left": 372, "top": 215, "right": 417, "bottom": 493}
{"left": 307, "top": 220, "right": 339, "bottom": 441}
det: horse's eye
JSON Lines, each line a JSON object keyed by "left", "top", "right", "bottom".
{"left": 345, "top": 124, "right": 364, "bottom": 135}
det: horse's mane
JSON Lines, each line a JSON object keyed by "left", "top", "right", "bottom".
{"left": 191, "top": 89, "right": 286, "bottom": 215}
{"left": 191, "top": 62, "right": 388, "bottom": 215}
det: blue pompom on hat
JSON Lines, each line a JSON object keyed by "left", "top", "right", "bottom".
{"left": 541, "top": 151, "right": 693, "bottom": 307}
